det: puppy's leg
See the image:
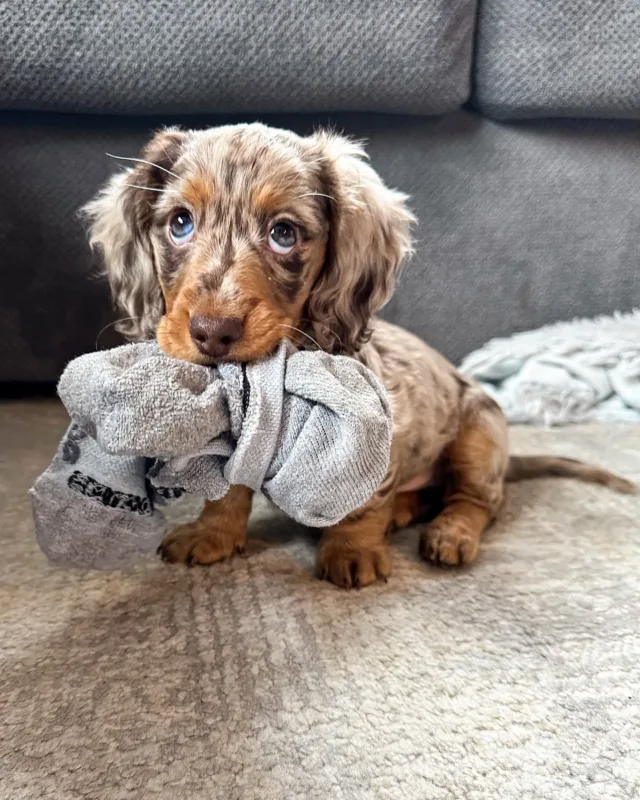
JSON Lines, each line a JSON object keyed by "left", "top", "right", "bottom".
{"left": 392, "top": 490, "right": 423, "bottom": 530}
{"left": 391, "top": 486, "right": 445, "bottom": 530}
{"left": 317, "top": 497, "right": 394, "bottom": 589}
{"left": 160, "top": 485, "right": 253, "bottom": 565}
{"left": 420, "top": 394, "right": 508, "bottom": 566}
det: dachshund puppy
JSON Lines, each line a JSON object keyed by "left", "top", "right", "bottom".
{"left": 84, "top": 123, "right": 635, "bottom": 588}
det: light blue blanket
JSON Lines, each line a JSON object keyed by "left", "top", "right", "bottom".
{"left": 460, "top": 312, "right": 640, "bottom": 426}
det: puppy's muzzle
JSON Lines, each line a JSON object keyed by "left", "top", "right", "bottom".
{"left": 189, "top": 315, "right": 244, "bottom": 358}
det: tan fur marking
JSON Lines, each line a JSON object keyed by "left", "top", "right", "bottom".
{"left": 253, "top": 183, "right": 292, "bottom": 215}
{"left": 391, "top": 491, "right": 423, "bottom": 530}
{"left": 506, "top": 455, "right": 637, "bottom": 494}
{"left": 419, "top": 406, "right": 508, "bottom": 567}
{"left": 181, "top": 174, "right": 213, "bottom": 209}
{"left": 159, "top": 485, "right": 253, "bottom": 565}
{"left": 420, "top": 501, "right": 490, "bottom": 566}
{"left": 317, "top": 501, "right": 394, "bottom": 589}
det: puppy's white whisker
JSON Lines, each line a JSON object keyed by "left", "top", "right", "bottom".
{"left": 124, "top": 184, "right": 176, "bottom": 194}
{"left": 105, "top": 153, "right": 181, "bottom": 180}
{"left": 95, "top": 316, "right": 142, "bottom": 349}
{"left": 300, "top": 318, "right": 344, "bottom": 349}
{"left": 279, "top": 324, "right": 326, "bottom": 352}
{"left": 296, "top": 191, "right": 336, "bottom": 202}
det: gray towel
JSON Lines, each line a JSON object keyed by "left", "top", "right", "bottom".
{"left": 30, "top": 341, "right": 392, "bottom": 569}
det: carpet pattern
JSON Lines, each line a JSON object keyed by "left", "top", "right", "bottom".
{"left": 1, "top": 400, "right": 639, "bottom": 799}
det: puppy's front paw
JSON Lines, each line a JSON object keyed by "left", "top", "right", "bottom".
{"left": 419, "top": 517, "right": 479, "bottom": 566}
{"left": 159, "top": 522, "right": 245, "bottom": 566}
{"left": 316, "top": 540, "right": 391, "bottom": 589}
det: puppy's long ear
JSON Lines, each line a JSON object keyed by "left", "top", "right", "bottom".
{"left": 305, "top": 132, "right": 415, "bottom": 354}
{"left": 81, "top": 128, "right": 187, "bottom": 340}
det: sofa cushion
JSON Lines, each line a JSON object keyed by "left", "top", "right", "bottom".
{"left": 1, "top": 0, "right": 476, "bottom": 116}
{"left": 474, "top": 0, "right": 640, "bottom": 119}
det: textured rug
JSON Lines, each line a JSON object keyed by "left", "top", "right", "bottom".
{"left": 1, "top": 400, "right": 639, "bottom": 800}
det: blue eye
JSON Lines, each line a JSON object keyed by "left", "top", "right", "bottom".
{"left": 269, "top": 221, "right": 297, "bottom": 255}
{"left": 168, "top": 209, "right": 194, "bottom": 244}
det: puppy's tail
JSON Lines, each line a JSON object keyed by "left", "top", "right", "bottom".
{"left": 506, "top": 455, "right": 637, "bottom": 495}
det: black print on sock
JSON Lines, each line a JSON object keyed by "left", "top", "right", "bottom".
{"left": 146, "top": 460, "right": 185, "bottom": 500}
{"left": 154, "top": 487, "right": 185, "bottom": 501}
{"left": 242, "top": 365, "right": 251, "bottom": 416}
{"left": 68, "top": 470, "right": 153, "bottom": 516}
{"left": 62, "top": 425, "right": 88, "bottom": 464}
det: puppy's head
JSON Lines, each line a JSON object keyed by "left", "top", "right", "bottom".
{"left": 84, "top": 123, "right": 414, "bottom": 362}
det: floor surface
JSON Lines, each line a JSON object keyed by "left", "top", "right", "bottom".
{"left": 1, "top": 400, "right": 639, "bottom": 799}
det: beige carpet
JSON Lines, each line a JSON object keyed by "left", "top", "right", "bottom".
{"left": 1, "top": 400, "right": 640, "bottom": 800}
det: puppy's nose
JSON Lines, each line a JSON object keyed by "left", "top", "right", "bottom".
{"left": 189, "top": 316, "right": 243, "bottom": 358}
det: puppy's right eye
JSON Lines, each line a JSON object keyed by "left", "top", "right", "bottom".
{"left": 168, "top": 209, "right": 195, "bottom": 244}
{"left": 269, "top": 221, "right": 297, "bottom": 255}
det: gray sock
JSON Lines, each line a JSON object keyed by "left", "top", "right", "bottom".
{"left": 31, "top": 340, "right": 392, "bottom": 570}
{"left": 31, "top": 423, "right": 167, "bottom": 569}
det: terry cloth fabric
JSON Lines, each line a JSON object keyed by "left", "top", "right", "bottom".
{"left": 459, "top": 311, "right": 640, "bottom": 426}
{"left": 30, "top": 341, "right": 392, "bottom": 569}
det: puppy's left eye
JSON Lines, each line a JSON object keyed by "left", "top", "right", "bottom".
{"left": 269, "top": 222, "right": 297, "bottom": 255}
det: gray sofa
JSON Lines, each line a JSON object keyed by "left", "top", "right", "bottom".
{"left": 2, "top": 0, "right": 640, "bottom": 382}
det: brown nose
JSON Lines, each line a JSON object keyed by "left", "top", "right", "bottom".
{"left": 189, "top": 316, "right": 243, "bottom": 358}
